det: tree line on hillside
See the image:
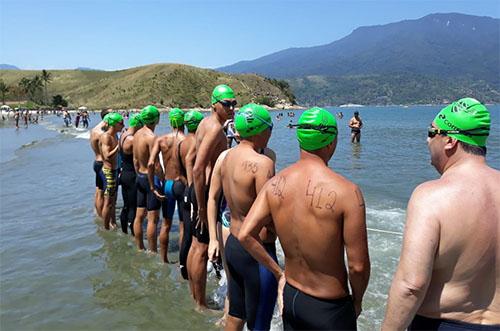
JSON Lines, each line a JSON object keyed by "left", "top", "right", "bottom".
{"left": 0, "top": 70, "right": 68, "bottom": 108}
{"left": 289, "top": 73, "right": 500, "bottom": 106}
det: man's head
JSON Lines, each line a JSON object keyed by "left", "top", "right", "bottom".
{"left": 211, "top": 84, "right": 236, "bottom": 122}
{"left": 428, "top": 98, "right": 490, "bottom": 171}
{"left": 103, "top": 112, "right": 124, "bottom": 132}
{"left": 140, "top": 105, "right": 160, "bottom": 126}
{"left": 234, "top": 103, "right": 273, "bottom": 147}
{"left": 184, "top": 110, "right": 204, "bottom": 133}
{"left": 296, "top": 107, "right": 338, "bottom": 159}
{"left": 100, "top": 108, "right": 111, "bottom": 119}
{"left": 169, "top": 108, "right": 185, "bottom": 129}
{"left": 128, "top": 113, "right": 144, "bottom": 130}
{"left": 354, "top": 111, "right": 359, "bottom": 118}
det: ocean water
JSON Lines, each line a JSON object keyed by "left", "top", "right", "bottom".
{"left": 1, "top": 106, "right": 498, "bottom": 330}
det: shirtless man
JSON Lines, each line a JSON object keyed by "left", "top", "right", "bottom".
{"left": 132, "top": 105, "right": 161, "bottom": 251}
{"left": 188, "top": 84, "right": 236, "bottom": 308}
{"left": 213, "top": 104, "right": 277, "bottom": 331}
{"left": 178, "top": 110, "right": 204, "bottom": 280}
{"left": 99, "top": 112, "right": 124, "bottom": 230}
{"left": 148, "top": 108, "right": 186, "bottom": 263}
{"left": 349, "top": 111, "right": 363, "bottom": 143}
{"left": 90, "top": 109, "right": 111, "bottom": 218}
{"left": 239, "top": 107, "right": 370, "bottom": 330}
{"left": 383, "top": 98, "right": 499, "bottom": 330}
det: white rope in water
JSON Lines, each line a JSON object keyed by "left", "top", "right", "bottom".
{"left": 367, "top": 227, "right": 403, "bottom": 236}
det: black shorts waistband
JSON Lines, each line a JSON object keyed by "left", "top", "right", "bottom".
{"left": 285, "top": 282, "right": 352, "bottom": 304}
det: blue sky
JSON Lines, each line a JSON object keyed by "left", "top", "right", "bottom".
{"left": 1, "top": 0, "right": 498, "bottom": 70}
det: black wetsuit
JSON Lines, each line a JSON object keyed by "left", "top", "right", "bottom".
{"left": 409, "top": 315, "right": 500, "bottom": 331}
{"left": 118, "top": 134, "right": 137, "bottom": 235}
{"left": 282, "top": 282, "right": 356, "bottom": 331}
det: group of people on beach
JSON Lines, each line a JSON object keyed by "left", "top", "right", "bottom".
{"left": 89, "top": 84, "right": 499, "bottom": 331}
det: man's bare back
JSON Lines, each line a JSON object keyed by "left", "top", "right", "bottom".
{"left": 133, "top": 126, "right": 156, "bottom": 174}
{"left": 416, "top": 162, "right": 500, "bottom": 323}
{"left": 265, "top": 159, "right": 367, "bottom": 299}
{"left": 156, "top": 132, "right": 186, "bottom": 182}
{"left": 90, "top": 121, "right": 106, "bottom": 161}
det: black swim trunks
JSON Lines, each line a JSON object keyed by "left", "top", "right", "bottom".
{"left": 226, "top": 234, "right": 278, "bottom": 331}
{"left": 351, "top": 128, "right": 361, "bottom": 134}
{"left": 136, "top": 172, "right": 162, "bottom": 211}
{"left": 282, "top": 282, "right": 356, "bottom": 330}
{"left": 93, "top": 161, "right": 104, "bottom": 190}
{"left": 409, "top": 314, "right": 500, "bottom": 331}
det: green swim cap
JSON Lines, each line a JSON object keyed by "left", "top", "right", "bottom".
{"left": 103, "top": 112, "right": 123, "bottom": 127}
{"left": 234, "top": 103, "right": 272, "bottom": 138}
{"left": 434, "top": 98, "right": 490, "bottom": 147}
{"left": 140, "top": 105, "right": 160, "bottom": 125}
{"left": 169, "top": 108, "right": 185, "bottom": 128}
{"left": 184, "top": 110, "right": 204, "bottom": 132}
{"left": 211, "top": 84, "right": 235, "bottom": 104}
{"left": 296, "top": 107, "right": 337, "bottom": 151}
{"left": 128, "top": 113, "right": 143, "bottom": 128}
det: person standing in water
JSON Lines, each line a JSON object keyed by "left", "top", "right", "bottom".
{"left": 148, "top": 108, "right": 187, "bottom": 263}
{"left": 349, "top": 111, "right": 363, "bottom": 143}
{"left": 118, "top": 113, "right": 143, "bottom": 235}
{"left": 215, "top": 104, "right": 277, "bottom": 331}
{"left": 90, "top": 109, "right": 111, "bottom": 218}
{"left": 178, "top": 110, "right": 204, "bottom": 280}
{"left": 383, "top": 98, "right": 499, "bottom": 330}
{"left": 239, "top": 107, "right": 370, "bottom": 330}
{"left": 188, "top": 84, "right": 235, "bottom": 309}
{"left": 132, "top": 105, "right": 161, "bottom": 252}
{"left": 99, "top": 112, "right": 124, "bottom": 230}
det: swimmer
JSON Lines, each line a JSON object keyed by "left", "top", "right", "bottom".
{"left": 118, "top": 113, "right": 143, "bottom": 235}
{"left": 132, "top": 105, "right": 161, "bottom": 252}
{"left": 349, "top": 111, "right": 363, "bottom": 143}
{"left": 188, "top": 84, "right": 235, "bottom": 309}
{"left": 90, "top": 109, "right": 111, "bottom": 218}
{"left": 383, "top": 98, "right": 500, "bottom": 330}
{"left": 239, "top": 107, "right": 370, "bottom": 330}
{"left": 178, "top": 110, "right": 204, "bottom": 280}
{"left": 99, "top": 112, "right": 124, "bottom": 230}
{"left": 214, "top": 104, "right": 277, "bottom": 331}
{"left": 148, "top": 108, "right": 187, "bottom": 263}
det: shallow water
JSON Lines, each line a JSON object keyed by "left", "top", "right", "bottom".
{"left": 1, "top": 106, "right": 499, "bottom": 330}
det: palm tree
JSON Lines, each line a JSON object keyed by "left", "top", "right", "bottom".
{"left": 41, "top": 70, "right": 52, "bottom": 105}
{"left": 0, "top": 79, "right": 9, "bottom": 105}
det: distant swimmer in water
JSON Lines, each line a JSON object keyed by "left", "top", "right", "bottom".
{"left": 178, "top": 110, "right": 204, "bottom": 280}
{"left": 118, "top": 113, "right": 143, "bottom": 235}
{"left": 63, "top": 109, "right": 72, "bottom": 127}
{"left": 99, "top": 112, "right": 124, "bottom": 230}
{"left": 216, "top": 104, "right": 277, "bottom": 331}
{"left": 14, "top": 109, "right": 20, "bottom": 129}
{"left": 188, "top": 84, "right": 235, "bottom": 309}
{"left": 82, "top": 110, "right": 90, "bottom": 128}
{"left": 223, "top": 119, "right": 237, "bottom": 148}
{"left": 383, "top": 98, "right": 500, "bottom": 330}
{"left": 148, "top": 108, "right": 187, "bottom": 263}
{"left": 132, "top": 105, "right": 161, "bottom": 252}
{"left": 239, "top": 107, "right": 370, "bottom": 330}
{"left": 90, "top": 109, "right": 111, "bottom": 218}
{"left": 349, "top": 111, "right": 363, "bottom": 143}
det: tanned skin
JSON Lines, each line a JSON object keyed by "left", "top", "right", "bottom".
{"left": 89, "top": 109, "right": 110, "bottom": 217}
{"left": 382, "top": 124, "right": 500, "bottom": 330}
{"left": 99, "top": 120, "right": 124, "bottom": 230}
{"left": 188, "top": 100, "right": 234, "bottom": 309}
{"left": 148, "top": 125, "right": 186, "bottom": 263}
{"left": 132, "top": 121, "right": 159, "bottom": 252}
{"left": 239, "top": 138, "right": 370, "bottom": 318}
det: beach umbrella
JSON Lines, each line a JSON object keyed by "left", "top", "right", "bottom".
{"left": 78, "top": 106, "right": 87, "bottom": 110}
{"left": 0, "top": 105, "right": 11, "bottom": 110}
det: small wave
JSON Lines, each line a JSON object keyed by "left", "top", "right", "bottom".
{"left": 75, "top": 131, "right": 90, "bottom": 140}
{"left": 20, "top": 140, "right": 39, "bottom": 149}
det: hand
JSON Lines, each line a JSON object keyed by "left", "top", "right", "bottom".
{"left": 277, "top": 273, "right": 286, "bottom": 316}
{"left": 153, "top": 189, "right": 165, "bottom": 200}
{"left": 208, "top": 240, "right": 220, "bottom": 262}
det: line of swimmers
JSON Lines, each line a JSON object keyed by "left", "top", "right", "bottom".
{"left": 90, "top": 86, "right": 499, "bottom": 331}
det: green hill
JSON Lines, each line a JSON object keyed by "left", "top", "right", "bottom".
{"left": 0, "top": 63, "right": 295, "bottom": 109}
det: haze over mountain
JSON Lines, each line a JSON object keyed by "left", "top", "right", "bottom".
{"left": 0, "top": 64, "right": 20, "bottom": 70}
{"left": 219, "top": 13, "right": 499, "bottom": 105}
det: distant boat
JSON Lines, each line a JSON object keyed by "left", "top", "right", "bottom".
{"left": 339, "top": 103, "right": 364, "bottom": 108}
